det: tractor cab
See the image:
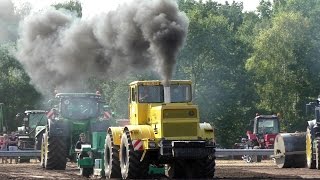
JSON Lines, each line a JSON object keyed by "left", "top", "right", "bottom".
{"left": 247, "top": 114, "right": 280, "bottom": 149}
{"left": 254, "top": 115, "right": 280, "bottom": 135}
{"left": 15, "top": 110, "right": 47, "bottom": 151}
{"left": 58, "top": 94, "right": 101, "bottom": 120}
{"left": 17, "top": 110, "right": 47, "bottom": 135}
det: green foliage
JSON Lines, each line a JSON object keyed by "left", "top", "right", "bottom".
{"left": 53, "top": 0, "right": 82, "bottom": 17}
{"left": 0, "top": 43, "right": 41, "bottom": 131}
{"left": 176, "top": 0, "right": 257, "bottom": 147}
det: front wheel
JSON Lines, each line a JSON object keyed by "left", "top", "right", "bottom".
{"left": 43, "top": 129, "right": 67, "bottom": 170}
{"left": 120, "top": 130, "right": 149, "bottom": 179}
{"left": 104, "top": 133, "right": 121, "bottom": 178}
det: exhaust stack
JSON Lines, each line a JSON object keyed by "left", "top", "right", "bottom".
{"left": 164, "top": 86, "right": 171, "bottom": 103}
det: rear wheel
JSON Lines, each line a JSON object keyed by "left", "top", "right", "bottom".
{"left": 167, "top": 160, "right": 186, "bottom": 178}
{"left": 169, "top": 156, "right": 215, "bottom": 179}
{"left": 197, "top": 154, "right": 215, "bottom": 178}
{"left": 306, "top": 127, "right": 316, "bottom": 169}
{"left": 120, "top": 130, "right": 149, "bottom": 179}
{"left": 43, "top": 129, "right": 67, "bottom": 170}
{"left": 104, "top": 133, "right": 121, "bottom": 178}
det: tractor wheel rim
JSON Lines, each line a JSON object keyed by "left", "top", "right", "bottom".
{"left": 306, "top": 129, "right": 312, "bottom": 165}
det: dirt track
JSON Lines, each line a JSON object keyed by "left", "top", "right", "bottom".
{"left": 0, "top": 159, "right": 319, "bottom": 179}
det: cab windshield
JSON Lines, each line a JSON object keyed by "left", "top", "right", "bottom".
{"left": 29, "top": 113, "right": 47, "bottom": 128}
{"left": 138, "top": 84, "right": 192, "bottom": 103}
{"left": 61, "top": 98, "right": 99, "bottom": 120}
{"left": 257, "top": 119, "right": 279, "bottom": 134}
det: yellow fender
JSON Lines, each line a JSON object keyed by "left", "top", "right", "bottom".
{"left": 124, "top": 125, "right": 155, "bottom": 140}
{"left": 198, "top": 122, "right": 214, "bottom": 140}
{"left": 122, "top": 125, "right": 156, "bottom": 150}
{"left": 108, "top": 127, "right": 124, "bottom": 146}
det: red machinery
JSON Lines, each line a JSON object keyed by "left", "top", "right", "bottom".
{"left": 246, "top": 114, "right": 280, "bottom": 149}
{"left": 234, "top": 114, "right": 280, "bottom": 162}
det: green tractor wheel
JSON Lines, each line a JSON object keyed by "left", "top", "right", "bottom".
{"left": 104, "top": 133, "right": 121, "bottom": 179}
{"left": 43, "top": 129, "right": 67, "bottom": 170}
{"left": 306, "top": 127, "right": 316, "bottom": 169}
{"left": 120, "top": 130, "right": 149, "bottom": 179}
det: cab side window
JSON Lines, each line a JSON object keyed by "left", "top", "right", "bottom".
{"left": 131, "top": 87, "right": 136, "bottom": 102}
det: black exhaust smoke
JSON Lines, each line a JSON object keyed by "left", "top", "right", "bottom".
{"left": 16, "top": 0, "right": 189, "bottom": 95}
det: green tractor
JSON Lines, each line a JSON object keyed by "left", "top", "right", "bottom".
{"left": 40, "top": 93, "right": 111, "bottom": 171}
{"left": 0, "top": 103, "right": 6, "bottom": 133}
{"left": 16, "top": 110, "right": 47, "bottom": 162}
{"left": 16, "top": 110, "right": 47, "bottom": 150}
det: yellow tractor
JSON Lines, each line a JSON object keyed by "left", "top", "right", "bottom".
{"left": 104, "top": 80, "right": 215, "bottom": 179}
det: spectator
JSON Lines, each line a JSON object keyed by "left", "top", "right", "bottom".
{"left": 0, "top": 135, "right": 8, "bottom": 163}
{"left": 8, "top": 132, "right": 18, "bottom": 164}
{"left": 75, "top": 133, "right": 87, "bottom": 152}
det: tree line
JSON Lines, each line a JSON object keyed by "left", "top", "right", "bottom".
{"left": 1, "top": 0, "right": 320, "bottom": 147}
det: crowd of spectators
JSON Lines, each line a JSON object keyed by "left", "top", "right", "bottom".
{"left": 0, "top": 131, "right": 18, "bottom": 163}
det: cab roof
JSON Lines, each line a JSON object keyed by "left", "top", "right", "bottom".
{"left": 24, "top": 110, "right": 46, "bottom": 114}
{"left": 256, "top": 115, "right": 278, "bottom": 119}
{"left": 56, "top": 93, "right": 101, "bottom": 99}
{"left": 129, "top": 80, "right": 192, "bottom": 86}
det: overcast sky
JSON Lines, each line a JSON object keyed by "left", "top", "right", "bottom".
{"left": 12, "top": 0, "right": 260, "bottom": 19}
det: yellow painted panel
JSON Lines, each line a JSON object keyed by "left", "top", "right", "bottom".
{"left": 109, "top": 127, "right": 124, "bottom": 146}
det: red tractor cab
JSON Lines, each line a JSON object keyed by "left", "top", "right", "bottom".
{"left": 247, "top": 114, "right": 280, "bottom": 149}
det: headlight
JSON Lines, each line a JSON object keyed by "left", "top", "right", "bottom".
{"left": 270, "top": 138, "right": 274, "bottom": 142}
{"left": 260, "top": 139, "right": 264, "bottom": 143}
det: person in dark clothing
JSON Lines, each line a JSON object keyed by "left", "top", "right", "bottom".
{"left": 75, "top": 133, "right": 87, "bottom": 151}
{"left": 8, "top": 132, "right": 18, "bottom": 163}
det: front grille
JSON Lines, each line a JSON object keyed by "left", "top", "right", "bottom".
{"left": 163, "top": 109, "right": 197, "bottom": 119}
{"left": 162, "top": 122, "right": 197, "bottom": 137}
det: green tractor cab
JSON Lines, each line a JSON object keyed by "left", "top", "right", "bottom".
{"left": 40, "top": 93, "right": 112, "bottom": 171}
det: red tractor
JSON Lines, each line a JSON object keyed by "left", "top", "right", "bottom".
{"left": 236, "top": 114, "right": 280, "bottom": 162}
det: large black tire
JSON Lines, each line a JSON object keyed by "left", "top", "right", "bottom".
{"left": 104, "top": 133, "right": 121, "bottom": 178}
{"left": 169, "top": 157, "right": 215, "bottom": 179}
{"left": 306, "top": 127, "right": 316, "bottom": 169}
{"left": 196, "top": 155, "right": 216, "bottom": 178}
{"left": 44, "top": 130, "right": 67, "bottom": 170}
{"left": 120, "top": 130, "right": 149, "bottom": 179}
{"left": 168, "top": 160, "right": 188, "bottom": 178}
